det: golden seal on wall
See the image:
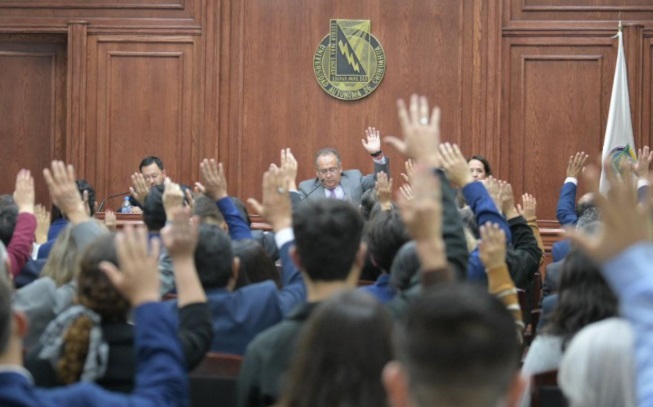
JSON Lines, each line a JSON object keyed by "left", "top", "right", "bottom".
{"left": 313, "top": 19, "right": 386, "bottom": 101}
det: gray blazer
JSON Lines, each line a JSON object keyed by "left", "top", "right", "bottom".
{"left": 294, "top": 159, "right": 390, "bottom": 205}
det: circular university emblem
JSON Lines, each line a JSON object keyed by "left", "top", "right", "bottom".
{"left": 313, "top": 20, "right": 386, "bottom": 101}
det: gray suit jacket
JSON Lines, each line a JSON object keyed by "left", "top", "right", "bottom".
{"left": 293, "top": 158, "right": 390, "bottom": 205}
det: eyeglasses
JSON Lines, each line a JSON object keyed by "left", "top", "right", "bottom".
{"left": 142, "top": 174, "right": 160, "bottom": 182}
{"left": 317, "top": 167, "right": 340, "bottom": 176}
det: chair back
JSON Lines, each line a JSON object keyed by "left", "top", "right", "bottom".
{"left": 190, "top": 352, "right": 243, "bottom": 407}
{"left": 531, "top": 370, "right": 568, "bottom": 407}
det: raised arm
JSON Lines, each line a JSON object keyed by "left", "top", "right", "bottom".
{"left": 361, "top": 127, "right": 390, "bottom": 190}
{"left": 557, "top": 152, "right": 587, "bottom": 225}
{"left": 201, "top": 158, "right": 253, "bottom": 240}
{"left": 8, "top": 170, "right": 37, "bottom": 278}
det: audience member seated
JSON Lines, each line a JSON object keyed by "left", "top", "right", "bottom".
{"left": 467, "top": 154, "right": 492, "bottom": 181}
{"left": 389, "top": 241, "right": 420, "bottom": 292}
{"left": 276, "top": 291, "right": 393, "bottom": 407}
{"left": 38, "top": 179, "right": 95, "bottom": 260}
{"left": 559, "top": 318, "right": 636, "bottom": 407}
{"left": 359, "top": 209, "right": 408, "bottom": 303}
{"left": 519, "top": 249, "right": 618, "bottom": 407}
{"left": 383, "top": 284, "right": 525, "bottom": 407}
{"left": 0, "top": 171, "right": 37, "bottom": 280}
{"left": 291, "top": 127, "right": 390, "bottom": 204}
{"left": 25, "top": 207, "right": 212, "bottom": 391}
{"left": 182, "top": 165, "right": 305, "bottom": 356}
{"left": 237, "top": 198, "right": 366, "bottom": 407}
{"left": 14, "top": 223, "right": 102, "bottom": 351}
{"left": 232, "top": 239, "right": 280, "bottom": 289}
{"left": 0, "top": 167, "right": 190, "bottom": 407}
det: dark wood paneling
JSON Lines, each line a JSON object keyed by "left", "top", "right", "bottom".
{"left": 0, "top": 35, "right": 66, "bottom": 204}
{"left": 222, "top": 0, "right": 487, "bottom": 202}
{"left": 85, "top": 35, "right": 199, "bottom": 201}
{"left": 643, "top": 33, "right": 653, "bottom": 148}
{"left": 500, "top": 38, "right": 618, "bottom": 222}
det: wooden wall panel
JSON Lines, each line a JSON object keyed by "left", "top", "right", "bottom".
{"left": 85, "top": 35, "right": 198, "bottom": 205}
{"left": 643, "top": 33, "right": 653, "bottom": 149}
{"left": 500, "top": 38, "right": 618, "bottom": 223}
{"left": 0, "top": 35, "right": 66, "bottom": 204}
{"left": 222, "top": 0, "right": 486, "bottom": 201}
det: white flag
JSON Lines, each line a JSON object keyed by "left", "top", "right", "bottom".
{"left": 599, "top": 31, "right": 636, "bottom": 193}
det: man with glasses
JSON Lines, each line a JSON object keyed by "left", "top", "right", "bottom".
{"left": 294, "top": 127, "right": 390, "bottom": 205}
{"left": 128, "top": 156, "right": 170, "bottom": 211}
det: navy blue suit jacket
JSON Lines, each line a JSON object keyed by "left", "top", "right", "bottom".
{"left": 0, "top": 302, "right": 187, "bottom": 407}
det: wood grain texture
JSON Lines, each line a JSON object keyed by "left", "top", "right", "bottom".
{"left": 0, "top": 35, "right": 66, "bottom": 204}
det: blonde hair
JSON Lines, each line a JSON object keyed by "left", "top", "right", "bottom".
{"left": 40, "top": 226, "right": 79, "bottom": 287}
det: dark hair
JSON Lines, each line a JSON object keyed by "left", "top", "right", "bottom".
{"left": 194, "top": 224, "right": 234, "bottom": 289}
{"left": 232, "top": 239, "right": 280, "bottom": 289}
{"left": 58, "top": 234, "right": 131, "bottom": 384}
{"left": 139, "top": 156, "right": 164, "bottom": 172}
{"left": 314, "top": 148, "right": 342, "bottom": 167}
{"left": 544, "top": 249, "right": 618, "bottom": 349}
{"left": 50, "top": 179, "right": 97, "bottom": 221}
{"left": 359, "top": 189, "right": 378, "bottom": 221}
{"left": 396, "top": 283, "right": 519, "bottom": 407}
{"left": 193, "top": 195, "right": 225, "bottom": 226}
{"left": 576, "top": 205, "right": 598, "bottom": 225}
{"left": 0, "top": 195, "right": 17, "bottom": 246}
{"left": 293, "top": 200, "right": 364, "bottom": 282}
{"left": 364, "top": 210, "right": 410, "bottom": 272}
{"left": 0, "top": 267, "right": 11, "bottom": 353}
{"left": 142, "top": 185, "right": 166, "bottom": 231}
{"left": 390, "top": 241, "right": 421, "bottom": 291}
{"left": 467, "top": 155, "right": 492, "bottom": 176}
{"left": 278, "top": 291, "right": 393, "bottom": 407}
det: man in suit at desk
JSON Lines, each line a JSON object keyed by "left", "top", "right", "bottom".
{"left": 293, "top": 127, "right": 390, "bottom": 205}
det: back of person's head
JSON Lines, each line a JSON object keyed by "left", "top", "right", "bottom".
{"left": 193, "top": 194, "right": 225, "bottom": 226}
{"left": 139, "top": 156, "right": 164, "bottom": 171}
{"left": 194, "top": 224, "right": 234, "bottom": 289}
{"left": 40, "top": 225, "right": 79, "bottom": 287}
{"left": 365, "top": 210, "right": 410, "bottom": 272}
{"left": 293, "top": 200, "right": 364, "bottom": 282}
{"left": 0, "top": 195, "right": 17, "bottom": 246}
{"left": 544, "top": 248, "right": 617, "bottom": 348}
{"left": 576, "top": 195, "right": 596, "bottom": 219}
{"left": 279, "top": 291, "right": 393, "bottom": 407}
{"left": 390, "top": 241, "right": 420, "bottom": 291}
{"left": 360, "top": 188, "right": 378, "bottom": 220}
{"left": 559, "top": 318, "right": 636, "bottom": 407}
{"left": 58, "top": 234, "right": 130, "bottom": 384}
{"left": 387, "top": 283, "right": 520, "bottom": 407}
{"left": 576, "top": 209, "right": 599, "bottom": 230}
{"left": 232, "top": 239, "right": 280, "bottom": 289}
{"left": 142, "top": 185, "right": 166, "bottom": 231}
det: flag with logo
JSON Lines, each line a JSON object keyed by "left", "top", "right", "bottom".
{"left": 600, "top": 30, "right": 636, "bottom": 193}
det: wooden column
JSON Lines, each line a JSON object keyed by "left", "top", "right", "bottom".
{"left": 66, "top": 21, "right": 88, "bottom": 174}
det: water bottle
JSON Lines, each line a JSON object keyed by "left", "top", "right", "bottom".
{"left": 121, "top": 196, "right": 132, "bottom": 214}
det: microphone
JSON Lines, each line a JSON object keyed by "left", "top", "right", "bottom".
{"left": 97, "top": 191, "right": 130, "bottom": 212}
{"left": 300, "top": 179, "right": 324, "bottom": 201}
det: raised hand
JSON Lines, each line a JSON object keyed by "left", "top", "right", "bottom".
{"left": 34, "top": 204, "right": 50, "bottom": 244}
{"left": 105, "top": 210, "right": 117, "bottom": 232}
{"left": 375, "top": 171, "right": 393, "bottom": 210}
{"left": 384, "top": 94, "right": 441, "bottom": 167}
{"left": 498, "top": 180, "right": 519, "bottom": 219}
{"left": 400, "top": 158, "right": 414, "bottom": 183}
{"left": 162, "top": 178, "right": 184, "bottom": 219}
{"left": 399, "top": 183, "right": 414, "bottom": 202}
{"left": 100, "top": 226, "right": 161, "bottom": 306}
{"left": 14, "top": 170, "right": 35, "bottom": 214}
{"left": 130, "top": 172, "right": 150, "bottom": 204}
{"left": 362, "top": 127, "right": 382, "bottom": 155}
{"left": 517, "top": 193, "right": 537, "bottom": 219}
{"left": 439, "top": 142, "right": 474, "bottom": 188}
{"left": 566, "top": 152, "right": 589, "bottom": 179}
{"left": 184, "top": 189, "right": 195, "bottom": 213}
{"left": 633, "top": 146, "right": 653, "bottom": 180}
{"left": 247, "top": 165, "right": 292, "bottom": 232}
{"left": 567, "top": 160, "right": 650, "bottom": 263}
{"left": 200, "top": 159, "right": 228, "bottom": 201}
{"left": 482, "top": 176, "right": 502, "bottom": 213}
{"left": 43, "top": 161, "right": 88, "bottom": 224}
{"left": 280, "top": 148, "right": 298, "bottom": 190}
{"left": 478, "top": 222, "right": 507, "bottom": 270}
{"left": 161, "top": 207, "right": 199, "bottom": 260}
